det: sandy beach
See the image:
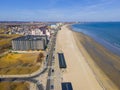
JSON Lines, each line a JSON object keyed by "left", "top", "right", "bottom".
{"left": 56, "top": 25, "right": 102, "bottom": 90}
{"left": 56, "top": 25, "right": 120, "bottom": 90}
{"left": 73, "top": 29, "right": 120, "bottom": 90}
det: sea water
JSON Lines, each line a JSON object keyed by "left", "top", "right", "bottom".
{"left": 72, "top": 22, "right": 120, "bottom": 55}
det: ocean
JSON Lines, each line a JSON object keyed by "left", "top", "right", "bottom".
{"left": 72, "top": 22, "right": 120, "bottom": 55}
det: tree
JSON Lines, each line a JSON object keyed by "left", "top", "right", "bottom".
{"left": 37, "top": 52, "right": 44, "bottom": 62}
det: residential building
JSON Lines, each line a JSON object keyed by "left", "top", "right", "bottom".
{"left": 12, "top": 35, "right": 47, "bottom": 51}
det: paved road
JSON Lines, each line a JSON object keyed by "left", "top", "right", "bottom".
{"left": 46, "top": 31, "right": 57, "bottom": 90}
{"left": 0, "top": 78, "right": 44, "bottom": 90}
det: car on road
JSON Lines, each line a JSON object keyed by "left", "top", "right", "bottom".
{"left": 51, "top": 69, "right": 54, "bottom": 72}
{"left": 50, "top": 85, "right": 54, "bottom": 89}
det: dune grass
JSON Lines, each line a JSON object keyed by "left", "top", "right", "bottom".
{"left": 0, "top": 28, "right": 5, "bottom": 34}
{"left": 0, "top": 34, "right": 21, "bottom": 54}
{"left": 0, "top": 82, "right": 29, "bottom": 90}
{"left": 0, "top": 52, "right": 43, "bottom": 75}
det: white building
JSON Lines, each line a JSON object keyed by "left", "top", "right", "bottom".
{"left": 31, "top": 29, "right": 43, "bottom": 35}
{"left": 50, "top": 24, "right": 57, "bottom": 29}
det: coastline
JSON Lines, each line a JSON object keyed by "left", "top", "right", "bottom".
{"left": 56, "top": 25, "right": 103, "bottom": 90}
{"left": 71, "top": 26, "right": 120, "bottom": 89}
{"left": 71, "top": 24, "right": 120, "bottom": 56}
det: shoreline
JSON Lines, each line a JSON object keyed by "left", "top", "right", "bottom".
{"left": 70, "top": 26, "right": 120, "bottom": 89}
{"left": 70, "top": 24, "right": 120, "bottom": 56}
{"left": 56, "top": 25, "right": 103, "bottom": 90}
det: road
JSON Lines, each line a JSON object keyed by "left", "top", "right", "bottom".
{"left": 0, "top": 78, "right": 44, "bottom": 90}
{"left": 46, "top": 31, "right": 57, "bottom": 90}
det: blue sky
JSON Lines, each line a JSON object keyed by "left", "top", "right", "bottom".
{"left": 0, "top": 0, "right": 120, "bottom": 21}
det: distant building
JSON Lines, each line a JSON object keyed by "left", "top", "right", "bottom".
{"left": 12, "top": 35, "right": 47, "bottom": 51}
{"left": 31, "top": 28, "right": 42, "bottom": 35}
{"left": 56, "top": 23, "right": 63, "bottom": 27}
{"left": 50, "top": 24, "right": 57, "bottom": 29}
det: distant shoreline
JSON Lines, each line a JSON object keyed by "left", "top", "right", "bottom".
{"left": 67, "top": 25, "right": 120, "bottom": 89}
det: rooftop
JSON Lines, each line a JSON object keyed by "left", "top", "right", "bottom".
{"left": 12, "top": 35, "right": 47, "bottom": 41}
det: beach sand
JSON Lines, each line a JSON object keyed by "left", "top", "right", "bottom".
{"left": 73, "top": 29, "right": 120, "bottom": 90}
{"left": 56, "top": 25, "right": 102, "bottom": 90}
{"left": 56, "top": 25, "right": 120, "bottom": 90}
